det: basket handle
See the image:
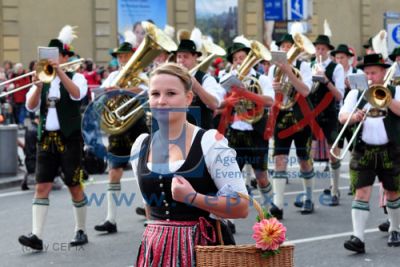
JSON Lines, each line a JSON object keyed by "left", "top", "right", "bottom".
{"left": 216, "top": 192, "right": 264, "bottom": 245}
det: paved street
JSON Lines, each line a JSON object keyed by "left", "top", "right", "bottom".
{"left": 1, "top": 154, "right": 399, "bottom": 267}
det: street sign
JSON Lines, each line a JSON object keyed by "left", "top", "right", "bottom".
{"left": 387, "top": 23, "right": 400, "bottom": 53}
{"left": 264, "top": 0, "right": 285, "bottom": 21}
{"left": 287, "top": 0, "right": 303, "bottom": 20}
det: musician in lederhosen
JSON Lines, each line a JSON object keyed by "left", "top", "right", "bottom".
{"left": 221, "top": 40, "right": 275, "bottom": 209}
{"left": 19, "top": 27, "right": 89, "bottom": 250}
{"left": 94, "top": 40, "right": 149, "bottom": 233}
{"left": 330, "top": 44, "right": 364, "bottom": 197}
{"left": 342, "top": 54, "right": 400, "bottom": 253}
{"left": 175, "top": 39, "right": 225, "bottom": 129}
{"left": 267, "top": 34, "right": 315, "bottom": 218}
{"left": 310, "top": 35, "right": 345, "bottom": 206}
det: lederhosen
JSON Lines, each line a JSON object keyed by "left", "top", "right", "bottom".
{"left": 350, "top": 85, "right": 400, "bottom": 192}
{"left": 338, "top": 67, "right": 358, "bottom": 150}
{"left": 273, "top": 60, "right": 313, "bottom": 160}
{"left": 187, "top": 71, "right": 214, "bottom": 130}
{"left": 36, "top": 72, "right": 85, "bottom": 187}
{"left": 309, "top": 61, "right": 338, "bottom": 145}
{"left": 226, "top": 73, "right": 270, "bottom": 171}
{"left": 135, "top": 129, "right": 234, "bottom": 267}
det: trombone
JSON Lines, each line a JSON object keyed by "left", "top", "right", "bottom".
{"left": 330, "top": 63, "right": 397, "bottom": 160}
{"left": 0, "top": 58, "right": 84, "bottom": 98}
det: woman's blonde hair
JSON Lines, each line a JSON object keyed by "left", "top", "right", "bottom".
{"left": 149, "top": 63, "right": 192, "bottom": 92}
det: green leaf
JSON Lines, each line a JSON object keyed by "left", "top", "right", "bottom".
{"left": 256, "top": 208, "right": 273, "bottom": 222}
{"left": 261, "top": 249, "right": 281, "bottom": 258}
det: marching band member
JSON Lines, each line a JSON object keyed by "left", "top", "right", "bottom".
{"left": 342, "top": 54, "right": 400, "bottom": 252}
{"left": 94, "top": 35, "right": 149, "bottom": 233}
{"left": 267, "top": 33, "right": 315, "bottom": 218}
{"left": 310, "top": 34, "right": 345, "bottom": 206}
{"left": 19, "top": 26, "right": 89, "bottom": 250}
{"left": 330, "top": 44, "right": 364, "bottom": 197}
{"left": 174, "top": 31, "right": 224, "bottom": 129}
{"left": 220, "top": 38, "right": 274, "bottom": 210}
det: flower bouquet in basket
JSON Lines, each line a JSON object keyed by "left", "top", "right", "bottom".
{"left": 196, "top": 193, "right": 294, "bottom": 267}
{"left": 253, "top": 209, "right": 287, "bottom": 258}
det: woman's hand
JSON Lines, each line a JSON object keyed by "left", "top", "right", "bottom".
{"left": 171, "top": 175, "right": 196, "bottom": 204}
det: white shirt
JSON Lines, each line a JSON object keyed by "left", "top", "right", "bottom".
{"left": 101, "top": 70, "right": 149, "bottom": 91}
{"left": 339, "top": 86, "right": 400, "bottom": 145}
{"left": 221, "top": 68, "right": 274, "bottom": 131}
{"left": 26, "top": 72, "right": 87, "bottom": 131}
{"left": 319, "top": 58, "right": 345, "bottom": 98}
{"left": 194, "top": 71, "right": 225, "bottom": 108}
{"left": 394, "top": 62, "right": 400, "bottom": 79}
{"left": 130, "top": 127, "right": 248, "bottom": 198}
{"left": 345, "top": 66, "right": 364, "bottom": 77}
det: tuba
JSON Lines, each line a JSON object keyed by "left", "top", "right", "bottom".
{"left": 274, "top": 33, "right": 315, "bottom": 110}
{"left": 100, "top": 21, "right": 177, "bottom": 135}
{"left": 235, "top": 40, "right": 271, "bottom": 123}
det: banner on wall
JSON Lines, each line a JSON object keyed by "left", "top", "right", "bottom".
{"left": 117, "top": 0, "right": 167, "bottom": 44}
{"left": 195, "top": 0, "right": 238, "bottom": 48}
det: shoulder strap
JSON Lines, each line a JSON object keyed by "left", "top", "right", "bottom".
{"left": 295, "top": 60, "right": 302, "bottom": 71}
{"left": 356, "top": 90, "right": 368, "bottom": 109}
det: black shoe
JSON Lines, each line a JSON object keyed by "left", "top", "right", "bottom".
{"left": 18, "top": 233, "right": 43, "bottom": 251}
{"left": 301, "top": 200, "right": 314, "bottom": 214}
{"left": 388, "top": 231, "right": 400, "bottom": 247}
{"left": 94, "top": 220, "right": 117, "bottom": 233}
{"left": 323, "top": 189, "right": 331, "bottom": 196}
{"left": 329, "top": 195, "right": 339, "bottom": 206}
{"left": 250, "top": 179, "right": 258, "bottom": 189}
{"left": 70, "top": 230, "right": 88, "bottom": 246}
{"left": 379, "top": 220, "right": 390, "bottom": 232}
{"left": 294, "top": 200, "right": 303, "bottom": 208}
{"left": 344, "top": 235, "right": 365, "bottom": 253}
{"left": 270, "top": 204, "right": 283, "bottom": 220}
{"left": 227, "top": 220, "right": 236, "bottom": 234}
{"left": 21, "top": 180, "right": 29, "bottom": 191}
{"left": 135, "top": 207, "right": 146, "bottom": 217}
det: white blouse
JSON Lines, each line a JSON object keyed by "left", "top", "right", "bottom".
{"left": 130, "top": 126, "right": 248, "bottom": 197}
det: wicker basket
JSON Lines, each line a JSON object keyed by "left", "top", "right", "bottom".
{"left": 196, "top": 193, "right": 294, "bottom": 267}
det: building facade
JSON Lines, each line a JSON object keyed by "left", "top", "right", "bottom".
{"left": 0, "top": 0, "right": 399, "bottom": 66}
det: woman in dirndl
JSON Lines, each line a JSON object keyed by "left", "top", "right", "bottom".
{"left": 131, "top": 63, "right": 249, "bottom": 267}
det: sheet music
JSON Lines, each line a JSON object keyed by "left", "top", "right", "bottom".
{"left": 37, "top": 47, "right": 59, "bottom": 62}
{"left": 270, "top": 51, "right": 288, "bottom": 65}
{"left": 220, "top": 74, "right": 244, "bottom": 92}
{"left": 348, "top": 74, "right": 369, "bottom": 91}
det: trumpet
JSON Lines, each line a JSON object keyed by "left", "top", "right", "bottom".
{"left": 310, "top": 55, "right": 325, "bottom": 93}
{"left": 330, "top": 63, "right": 397, "bottom": 160}
{"left": 0, "top": 58, "right": 84, "bottom": 98}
